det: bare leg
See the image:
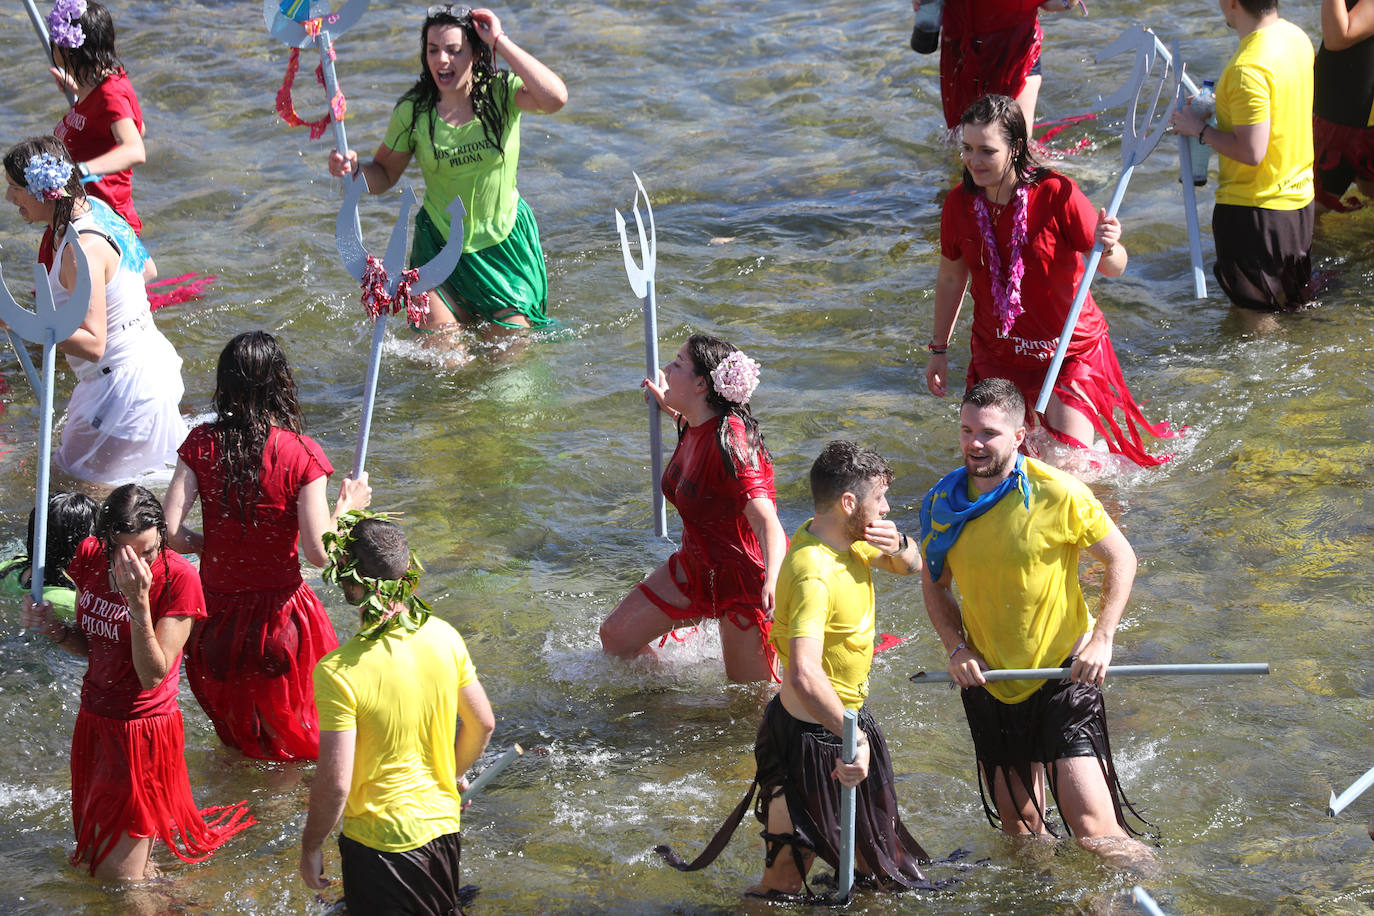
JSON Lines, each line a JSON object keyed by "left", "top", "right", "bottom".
{"left": 1232, "top": 306, "right": 1283, "bottom": 335}
{"left": 1052, "top": 756, "right": 1155, "bottom": 867}
{"left": 986, "top": 761, "right": 1051, "bottom": 837}
{"left": 599, "top": 561, "right": 695, "bottom": 659}
{"left": 719, "top": 619, "right": 777, "bottom": 684}
{"left": 90, "top": 832, "right": 155, "bottom": 881}
{"left": 1016, "top": 73, "right": 1042, "bottom": 134}
{"left": 746, "top": 792, "right": 813, "bottom": 896}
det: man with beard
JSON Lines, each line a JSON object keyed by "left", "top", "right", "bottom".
{"left": 654, "top": 440, "right": 934, "bottom": 897}
{"left": 918, "top": 378, "right": 1151, "bottom": 864}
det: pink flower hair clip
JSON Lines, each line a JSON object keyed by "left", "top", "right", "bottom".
{"left": 710, "top": 350, "right": 761, "bottom": 405}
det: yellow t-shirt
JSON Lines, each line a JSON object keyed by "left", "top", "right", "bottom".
{"left": 314, "top": 616, "right": 478, "bottom": 853}
{"left": 1215, "top": 19, "right": 1315, "bottom": 210}
{"left": 771, "top": 520, "right": 880, "bottom": 711}
{"left": 945, "top": 458, "right": 1113, "bottom": 705}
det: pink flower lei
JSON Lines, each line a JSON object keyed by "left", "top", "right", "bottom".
{"left": 971, "top": 183, "right": 1029, "bottom": 337}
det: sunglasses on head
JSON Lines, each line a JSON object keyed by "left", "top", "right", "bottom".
{"left": 426, "top": 4, "right": 472, "bottom": 20}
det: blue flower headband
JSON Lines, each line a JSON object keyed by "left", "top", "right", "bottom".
{"left": 47, "top": 0, "right": 87, "bottom": 49}
{"left": 25, "top": 153, "right": 74, "bottom": 201}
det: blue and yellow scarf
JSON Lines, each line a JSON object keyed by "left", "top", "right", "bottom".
{"left": 919, "top": 454, "right": 1030, "bottom": 580}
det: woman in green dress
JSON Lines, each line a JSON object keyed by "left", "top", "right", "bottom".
{"left": 328, "top": 5, "right": 567, "bottom": 343}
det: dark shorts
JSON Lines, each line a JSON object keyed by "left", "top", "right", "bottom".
{"left": 339, "top": 831, "right": 465, "bottom": 916}
{"left": 1211, "top": 201, "right": 1314, "bottom": 313}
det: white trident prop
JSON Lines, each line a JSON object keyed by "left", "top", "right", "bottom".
{"left": 336, "top": 178, "right": 465, "bottom": 477}
{"left": 0, "top": 234, "right": 92, "bottom": 606}
{"left": 1035, "top": 27, "right": 1190, "bottom": 416}
{"left": 615, "top": 173, "right": 668, "bottom": 539}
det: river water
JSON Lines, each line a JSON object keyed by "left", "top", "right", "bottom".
{"left": 1, "top": 0, "right": 1372, "bottom": 913}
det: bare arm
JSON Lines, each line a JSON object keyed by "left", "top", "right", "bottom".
{"left": 1172, "top": 103, "right": 1269, "bottom": 168}
{"left": 1093, "top": 208, "right": 1128, "bottom": 277}
{"left": 1323, "top": 0, "right": 1374, "bottom": 50}
{"left": 22, "top": 595, "right": 89, "bottom": 658}
{"left": 300, "top": 728, "right": 355, "bottom": 890}
{"left": 925, "top": 254, "right": 970, "bottom": 397}
{"left": 116, "top": 547, "right": 194, "bottom": 690}
{"left": 864, "top": 518, "right": 921, "bottom": 576}
{"left": 920, "top": 563, "right": 988, "bottom": 687}
{"left": 298, "top": 472, "right": 372, "bottom": 568}
{"left": 163, "top": 460, "right": 204, "bottom": 555}
{"left": 80, "top": 117, "right": 147, "bottom": 177}
{"left": 743, "top": 497, "right": 787, "bottom": 617}
{"left": 471, "top": 8, "right": 568, "bottom": 113}
{"left": 455, "top": 680, "right": 496, "bottom": 780}
{"left": 785, "top": 636, "right": 869, "bottom": 784}
{"left": 1069, "top": 523, "right": 1136, "bottom": 686}
{"left": 55, "top": 234, "right": 117, "bottom": 362}
{"left": 327, "top": 143, "right": 412, "bottom": 195}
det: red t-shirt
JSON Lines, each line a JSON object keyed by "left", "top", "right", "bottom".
{"left": 945, "top": 0, "right": 1042, "bottom": 35}
{"left": 939, "top": 172, "right": 1108, "bottom": 373}
{"left": 178, "top": 425, "right": 334, "bottom": 594}
{"left": 68, "top": 536, "right": 206, "bottom": 720}
{"left": 53, "top": 68, "right": 144, "bottom": 235}
{"left": 661, "top": 414, "right": 775, "bottom": 600}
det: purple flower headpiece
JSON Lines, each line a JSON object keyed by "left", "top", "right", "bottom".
{"left": 48, "top": 0, "right": 87, "bottom": 49}
{"left": 25, "top": 153, "right": 74, "bottom": 201}
{"left": 710, "top": 350, "right": 761, "bottom": 405}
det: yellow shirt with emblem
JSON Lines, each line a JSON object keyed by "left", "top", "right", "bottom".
{"left": 770, "top": 520, "right": 879, "bottom": 711}
{"left": 1215, "top": 19, "right": 1315, "bottom": 210}
{"left": 945, "top": 458, "right": 1113, "bottom": 705}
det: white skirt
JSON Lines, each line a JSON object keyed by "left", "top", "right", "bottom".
{"left": 56, "top": 331, "right": 188, "bottom": 486}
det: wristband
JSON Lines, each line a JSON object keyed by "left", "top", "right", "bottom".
{"left": 1198, "top": 125, "right": 1208, "bottom": 147}
{"left": 887, "top": 533, "right": 909, "bottom": 557}
{"left": 948, "top": 642, "right": 967, "bottom": 659}
{"left": 926, "top": 341, "right": 948, "bottom": 355}
{"left": 493, "top": 31, "right": 505, "bottom": 49}
{"left": 77, "top": 162, "right": 91, "bottom": 180}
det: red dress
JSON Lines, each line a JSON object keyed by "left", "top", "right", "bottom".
{"left": 940, "top": 173, "right": 1177, "bottom": 466}
{"left": 66, "top": 537, "right": 253, "bottom": 873}
{"left": 179, "top": 424, "right": 340, "bottom": 760}
{"left": 940, "top": 0, "right": 1043, "bottom": 130}
{"left": 639, "top": 414, "right": 778, "bottom": 640}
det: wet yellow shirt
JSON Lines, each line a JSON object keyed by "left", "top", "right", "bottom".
{"left": 945, "top": 458, "right": 1112, "bottom": 705}
{"left": 314, "top": 617, "right": 478, "bottom": 853}
{"left": 771, "top": 520, "right": 880, "bottom": 711}
{"left": 1215, "top": 19, "right": 1315, "bottom": 210}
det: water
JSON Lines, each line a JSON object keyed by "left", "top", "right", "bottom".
{"left": 2, "top": 1, "right": 1373, "bottom": 912}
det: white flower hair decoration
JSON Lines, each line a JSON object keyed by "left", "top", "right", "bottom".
{"left": 710, "top": 350, "right": 761, "bottom": 405}
{"left": 25, "top": 153, "right": 73, "bottom": 201}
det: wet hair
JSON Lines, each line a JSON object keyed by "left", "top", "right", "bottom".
{"left": 348, "top": 518, "right": 410, "bottom": 581}
{"left": 96, "top": 484, "right": 167, "bottom": 560}
{"left": 683, "top": 332, "right": 770, "bottom": 477}
{"left": 210, "top": 331, "right": 305, "bottom": 522}
{"left": 959, "top": 94, "right": 1047, "bottom": 195}
{"left": 19, "top": 491, "right": 98, "bottom": 585}
{"left": 809, "top": 440, "right": 893, "bottom": 510}
{"left": 3, "top": 136, "right": 86, "bottom": 244}
{"left": 1237, "top": 0, "right": 1278, "bottom": 15}
{"left": 962, "top": 377, "right": 1026, "bottom": 423}
{"left": 401, "top": 7, "right": 512, "bottom": 157}
{"left": 54, "top": 1, "right": 124, "bottom": 89}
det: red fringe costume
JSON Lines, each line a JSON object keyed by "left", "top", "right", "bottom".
{"left": 66, "top": 538, "right": 253, "bottom": 873}
{"left": 941, "top": 172, "right": 1178, "bottom": 467}
{"left": 940, "top": 0, "right": 1043, "bottom": 130}
{"left": 1313, "top": 3, "right": 1374, "bottom": 211}
{"left": 179, "top": 425, "right": 340, "bottom": 760}
{"left": 635, "top": 414, "right": 781, "bottom": 674}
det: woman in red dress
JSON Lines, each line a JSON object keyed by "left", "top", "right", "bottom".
{"left": 22, "top": 484, "right": 253, "bottom": 879}
{"left": 164, "top": 331, "right": 370, "bottom": 760}
{"left": 599, "top": 333, "right": 786, "bottom": 683}
{"left": 924, "top": 94, "right": 1175, "bottom": 468}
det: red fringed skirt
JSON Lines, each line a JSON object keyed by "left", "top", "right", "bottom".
{"left": 187, "top": 580, "right": 339, "bottom": 761}
{"left": 969, "top": 330, "right": 1179, "bottom": 468}
{"left": 70, "top": 707, "right": 253, "bottom": 873}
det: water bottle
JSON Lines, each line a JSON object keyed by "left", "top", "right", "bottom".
{"left": 1186, "top": 80, "right": 1216, "bottom": 187}
{"left": 910, "top": 0, "right": 944, "bottom": 54}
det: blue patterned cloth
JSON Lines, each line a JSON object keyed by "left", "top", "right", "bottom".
{"left": 919, "top": 453, "right": 1030, "bottom": 581}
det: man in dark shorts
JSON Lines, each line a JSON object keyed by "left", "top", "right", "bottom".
{"left": 655, "top": 441, "right": 935, "bottom": 897}
{"left": 918, "top": 379, "right": 1151, "bottom": 864}
{"left": 299, "top": 516, "right": 495, "bottom": 913}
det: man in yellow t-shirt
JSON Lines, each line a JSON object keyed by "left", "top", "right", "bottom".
{"left": 299, "top": 518, "right": 495, "bottom": 913}
{"left": 1172, "top": 0, "right": 1315, "bottom": 320}
{"left": 919, "top": 379, "right": 1150, "bottom": 865}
